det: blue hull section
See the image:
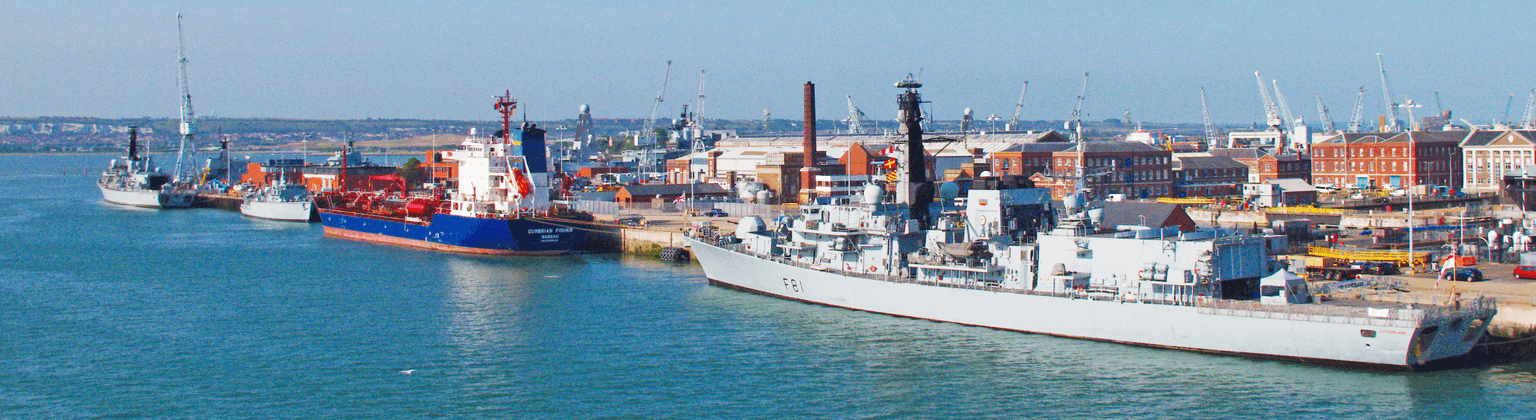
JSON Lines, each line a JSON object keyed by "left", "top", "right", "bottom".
{"left": 318, "top": 211, "right": 590, "bottom": 255}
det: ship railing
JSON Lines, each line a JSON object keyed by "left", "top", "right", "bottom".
{"left": 703, "top": 238, "right": 1172, "bottom": 301}
{"left": 1194, "top": 296, "right": 1497, "bottom": 328}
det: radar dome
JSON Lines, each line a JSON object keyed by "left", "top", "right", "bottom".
{"left": 755, "top": 190, "right": 773, "bottom": 203}
{"left": 939, "top": 182, "right": 961, "bottom": 202}
{"left": 580, "top": 104, "right": 590, "bottom": 113}
{"left": 862, "top": 183, "right": 884, "bottom": 204}
{"left": 1063, "top": 193, "right": 1082, "bottom": 213}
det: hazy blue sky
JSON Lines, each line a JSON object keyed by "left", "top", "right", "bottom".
{"left": 5, "top": 1, "right": 1534, "bottom": 126}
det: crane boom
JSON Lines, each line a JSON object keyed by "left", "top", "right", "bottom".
{"left": 1314, "top": 92, "right": 1337, "bottom": 134}
{"left": 1348, "top": 86, "right": 1366, "bottom": 132}
{"left": 1254, "top": 71, "right": 1281, "bottom": 130}
{"left": 1008, "top": 80, "right": 1028, "bottom": 131}
{"left": 1505, "top": 94, "right": 1516, "bottom": 126}
{"left": 639, "top": 60, "right": 671, "bottom": 146}
{"left": 690, "top": 70, "right": 709, "bottom": 154}
{"left": 1522, "top": 89, "right": 1536, "bottom": 129}
{"left": 844, "top": 95, "right": 866, "bottom": 134}
{"left": 1273, "top": 79, "right": 1299, "bottom": 127}
{"left": 1376, "top": 53, "right": 1400, "bottom": 131}
{"left": 1069, "top": 72, "right": 1088, "bottom": 142}
{"left": 1200, "top": 87, "right": 1218, "bottom": 149}
{"left": 173, "top": 13, "right": 197, "bottom": 183}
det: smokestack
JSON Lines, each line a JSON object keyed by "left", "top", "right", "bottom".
{"left": 800, "top": 82, "right": 818, "bottom": 204}
{"left": 896, "top": 76, "right": 932, "bottom": 228}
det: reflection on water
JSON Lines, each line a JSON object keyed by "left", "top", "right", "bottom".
{"left": 444, "top": 256, "right": 537, "bottom": 350}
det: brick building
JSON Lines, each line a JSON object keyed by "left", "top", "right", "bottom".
{"left": 991, "top": 142, "right": 1076, "bottom": 177}
{"left": 1031, "top": 141, "right": 1174, "bottom": 200}
{"left": 1309, "top": 131, "right": 1465, "bottom": 190}
{"left": 1208, "top": 148, "right": 1310, "bottom": 183}
{"left": 1171, "top": 154, "right": 1249, "bottom": 197}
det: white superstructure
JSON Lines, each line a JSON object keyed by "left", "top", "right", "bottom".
{"left": 98, "top": 127, "right": 194, "bottom": 209}
{"left": 241, "top": 179, "right": 314, "bottom": 222}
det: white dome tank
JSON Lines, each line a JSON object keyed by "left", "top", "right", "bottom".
{"left": 862, "top": 183, "right": 884, "bottom": 204}
{"left": 755, "top": 190, "right": 773, "bottom": 203}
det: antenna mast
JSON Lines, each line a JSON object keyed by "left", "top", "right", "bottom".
{"left": 1008, "top": 81, "right": 1028, "bottom": 131}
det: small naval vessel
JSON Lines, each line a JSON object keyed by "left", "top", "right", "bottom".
{"left": 684, "top": 77, "right": 1496, "bottom": 370}
{"left": 97, "top": 126, "right": 195, "bottom": 209}
{"left": 241, "top": 177, "right": 315, "bottom": 222}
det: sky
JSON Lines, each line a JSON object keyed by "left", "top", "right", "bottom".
{"left": 5, "top": 1, "right": 1535, "bottom": 126}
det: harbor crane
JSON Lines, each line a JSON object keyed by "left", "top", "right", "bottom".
{"left": 844, "top": 95, "right": 867, "bottom": 134}
{"left": 1522, "top": 90, "right": 1536, "bottom": 129}
{"left": 1254, "top": 71, "right": 1282, "bottom": 132}
{"left": 173, "top": 13, "right": 197, "bottom": 183}
{"left": 1504, "top": 94, "right": 1516, "bottom": 126}
{"left": 1272, "top": 79, "right": 1302, "bottom": 128}
{"left": 1069, "top": 72, "right": 1089, "bottom": 142}
{"left": 1200, "top": 87, "right": 1219, "bottom": 149}
{"left": 1348, "top": 87, "right": 1366, "bottom": 133}
{"left": 1434, "top": 90, "right": 1445, "bottom": 115}
{"left": 690, "top": 70, "right": 710, "bottom": 154}
{"left": 1314, "top": 92, "right": 1338, "bottom": 134}
{"left": 1007, "top": 81, "right": 1028, "bottom": 131}
{"left": 1376, "top": 53, "right": 1401, "bottom": 132}
{"left": 638, "top": 60, "right": 671, "bottom": 147}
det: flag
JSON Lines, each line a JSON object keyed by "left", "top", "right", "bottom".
{"left": 879, "top": 145, "right": 898, "bottom": 156}
{"left": 886, "top": 171, "right": 899, "bottom": 182}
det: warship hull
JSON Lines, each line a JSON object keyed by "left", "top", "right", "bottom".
{"left": 687, "top": 237, "right": 1490, "bottom": 370}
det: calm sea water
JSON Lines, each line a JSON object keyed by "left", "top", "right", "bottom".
{"left": 2, "top": 154, "right": 1534, "bottom": 419}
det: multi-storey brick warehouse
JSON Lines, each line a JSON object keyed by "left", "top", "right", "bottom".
{"left": 1309, "top": 131, "right": 1464, "bottom": 190}
{"left": 1030, "top": 141, "right": 1174, "bottom": 199}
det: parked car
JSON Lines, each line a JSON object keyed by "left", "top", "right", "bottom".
{"left": 1450, "top": 267, "right": 1484, "bottom": 282}
{"left": 1350, "top": 261, "right": 1399, "bottom": 275}
{"left": 1515, "top": 266, "right": 1536, "bottom": 280}
{"left": 616, "top": 214, "right": 646, "bottom": 227}
{"left": 703, "top": 208, "right": 729, "bottom": 217}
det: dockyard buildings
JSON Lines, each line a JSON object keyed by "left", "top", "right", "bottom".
{"left": 1308, "top": 131, "right": 1465, "bottom": 190}
{"left": 1171, "top": 154, "right": 1249, "bottom": 197}
{"left": 1208, "top": 148, "right": 1310, "bottom": 183}
{"left": 1033, "top": 141, "right": 1174, "bottom": 200}
{"left": 1461, "top": 130, "right": 1536, "bottom": 194}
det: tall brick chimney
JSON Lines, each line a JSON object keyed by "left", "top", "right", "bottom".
{"left": 799, "top": 82, "right": 818, "bottom": 204}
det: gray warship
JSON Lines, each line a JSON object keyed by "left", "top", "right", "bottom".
{"left": 684, "top": 77, "right": 1495, "bottom": 370}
